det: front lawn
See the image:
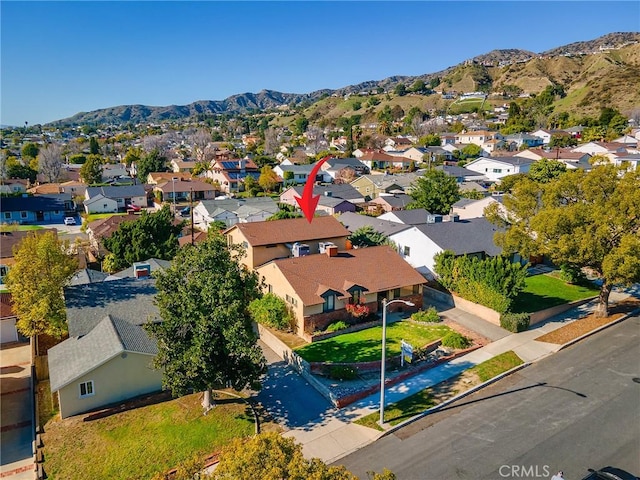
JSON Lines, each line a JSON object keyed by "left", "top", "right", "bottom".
{"left": 84, "top": 212, "right": 130, "bottom": 223}
{"left": 511, "top": 274, "right": 599, "bottom": 313}
{"left": 294, "top": 321, "right": 451, "bottom": 363}
{"left": 0, "top": 224, "right": 44, "bottom": 231}
{"left": 42, "top": 392, "right": 256, "bottom": 480}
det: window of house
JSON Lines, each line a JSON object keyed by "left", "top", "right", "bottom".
{"left": 493, "top": 168, "right": 502, "bottom": 173}
{"left": 413, "top": 284, "right": 421, "bottom": 295}
{"left": 393, "top": 288, "right": 401, "bottom": 298}
{"left": 3, "top": 212, "right": 10, "bottom": 220}
{"left": 103, "top": 204, "right": 108, "bottom": 209}
{"left": 0, "top": 266, "right": 8, "bottom": 277}
{"left": 351, "top": 289, "right": 361, "bottom": 304}
{"left": 20, "top": 211, "right": 27, "bottom": 218}
{"left": 323, "top": 294, "right": 335, "bottom": 313}
{"left": 79, "top": 380, "right": 94, "bottom": 398}
{"left": 267, "top": 284, "right": 273, "bottom": 293}
{"left": 403, "top": 246, "right": 410, "bottom": 256}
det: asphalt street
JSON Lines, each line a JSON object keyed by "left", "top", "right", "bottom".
{"left": 335, "top": 315, "right": 640, "bottom": 480}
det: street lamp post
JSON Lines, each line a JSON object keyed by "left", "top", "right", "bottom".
{"left": 379, "top": 297, "right": 415, "bottom": 426}
{"left": 172, "top": 177, "right": 177, "bottom": 215}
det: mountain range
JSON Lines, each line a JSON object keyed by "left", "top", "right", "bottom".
{"left": 51, "top": 32, "right": 640, "bottom": 127}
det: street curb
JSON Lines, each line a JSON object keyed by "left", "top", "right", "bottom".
{"left": 380, "top": 361, "right": 531, "bottom": 437}
{"left": 557, "top": 307, "right": 640, "bottom": 351}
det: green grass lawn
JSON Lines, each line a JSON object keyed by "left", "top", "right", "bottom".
{"left": 294, "top": 321, "right": 451, "bottom": 363}
{"left": 0, "top": 225, "right": 44, "bottom": 231}
{"left": 355, "top": 351, "right": 523, "bottom": 429}
{"left": 511, "top": 274, "right": 599, "bottom": 313}
{"left": 42, "top": 392, "right": 255, "bottom": 480}
{"left": 468, "top": 350, "right": 523, "bottom": 382}
{"left": 84, "top": 212, "right": 129, "bottom": 223}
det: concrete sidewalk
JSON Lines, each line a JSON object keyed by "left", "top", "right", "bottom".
{"left": 0, "top": 342, "right": 34, "bottom": 480}
{"left": 283, "top": 290, "right": 637, "bottom": 464}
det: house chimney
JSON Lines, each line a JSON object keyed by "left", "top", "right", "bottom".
{"left": 326, "top": 245, "right": 338, "bottom": 257}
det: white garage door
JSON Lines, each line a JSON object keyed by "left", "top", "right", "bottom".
{"left": 0, "top": 318, "right": 18, "bottom": 344}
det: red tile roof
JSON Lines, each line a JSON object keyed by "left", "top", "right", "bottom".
{"left": 228, "top": 216, "right": 350, "bottom": 247}
{"left": 263, "top": 245, "right": 425, "bottom": 306}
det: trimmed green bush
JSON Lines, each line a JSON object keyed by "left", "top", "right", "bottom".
{"left": 248, "top": 293, "right": 294, "bottom": 331}
{"left": 411, "top": 307, "right": 441, "bottom": 323}
{"left": 559, "top": 263, "right": 587, "bottom": 285}
{"left": 325, "top": 321, "right": 349, "bottom": 333}
{"left": 329, "top": 365, "right": 358, "bottom": 381}
{"left": 441, "top": 331, "right": 472, "bottom": 349}
{"left": 500, "top": 312, "right": 531, "bottom": 333}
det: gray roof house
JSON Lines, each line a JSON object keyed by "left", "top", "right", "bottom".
{"left": 193, "top": 197, "right": 279, "bottom": 229}
{"left": 337, "top": 211, "right": 412, "bottom": 238}
{"left": 69, "top": 268, "right": 110, "bottom": 286}
{"left": 379, "top": 208, "right": 438, "bottom": 225}
{"left": 0, "top": 194, "right": 75, "bottom": 225}
{"left": 49, "top": 276, "right": 164, "bottom": 418}
{"left": 84, "top": 185, "right": 147, "bottom": 214}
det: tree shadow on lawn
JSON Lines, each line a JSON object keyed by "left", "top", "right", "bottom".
{"left": 510, "top": 292, "right": 572, "bottom": 314}
{"left": 297, "top": 338, "right": 384, "bottom": 363}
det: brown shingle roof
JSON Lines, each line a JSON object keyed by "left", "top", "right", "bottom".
{"left": 87, "top": 214, "right": 140, "bottom": 240}
{"left": 0, "top": 229, "right": 58, "bottom": 259}
{"left": 263, "top": 245, "right": 425, "bottom": 306}
{"left": 228, "top": 216, "right": 350, "bottom": 247}
{"left": 0, "top": 293, "right": 16, "bottom": 318}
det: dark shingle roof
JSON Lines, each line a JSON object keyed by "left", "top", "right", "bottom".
{"left": 64, "top": 277, "right": 160, "bottom": 337}
{"left": 48, "top": 314, "right": 158, "bottom": 392}
{"left": 69, "top": 268, "right": 109, "bottom": 286}
{"left": 415, "top": 217, "right": 502, "bottom": 256}
{"left": 381, "top": 208, "right": 435, "bottom": 225}
{"left": 337, "top": 212, "right": 412, "bottom": 237}
{"left": 0, "top": 195, "right": 71, "bottom": 213}
{"left": 86, "top": 185, "right": 146, "bottom": 199}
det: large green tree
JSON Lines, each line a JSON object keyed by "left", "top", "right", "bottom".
{"left": 528, "top": 158, "right": 567, "bottom": 184}
{"left": 136, "top": 148, "right": 167, "bottom": 181}
{"left": 5, "top": 231, "right": 77, "bottom": 339}
{"left": 79, "top": 154, "right": 103, "bottom": 184}
{"left": 486, "top": 165, "right": 640, "bottom": 316}
{"left": 408, "top": 169, "right": 460, "bottom": 215}
{"left": 148, "top": 234, "right": 266, "bottom": 412}
{"left": 21, "top": 142, "right": 39, "bottom": 160}
{"left": 102, "top": 205, "right": 182, "bottom": 271}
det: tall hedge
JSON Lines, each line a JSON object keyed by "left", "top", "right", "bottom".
{"left": 434, "top": 251, "right": 528, "bottom": 314}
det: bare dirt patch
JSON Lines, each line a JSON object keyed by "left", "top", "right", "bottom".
{"left": 535, "top": 299, "right": 640, "bottom": 344}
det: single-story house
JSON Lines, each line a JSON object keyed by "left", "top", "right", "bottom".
{"left": 316, "top": 196, "right": 356, "bottom": 216}
{"left": 146, "top": 172, "right": 193, "bottom": 185}
{"left": 337, "top": 211, "right": 413, "bottom": 238}
{"left": 153, "top": 178, "right": 218, "bottom": 203}
{"left": 505, "top": 133, "right": 544, "bottom": 150}
{"left": 273, "top": 164, "right": 315, "bottom": 186}
{"left": 0, "top": 229, "right": 58, "bottom": 285}
{"left": 0, "top": 194, "right": 75, "bottom": 225}
{"left": 280, "top": 185, "right": 365, "bottom": 208}
{"left": 193, "top": 197, "right": 280, "bottom": 230}
{"left": 86, "top": 214, "right": 140, "bottom": 251}
{"left": 464, "top": 157, "right": 534, "bottom": 182}
{"left": 378, "top": 208, "right": 437, "bottom": 225}
{"left": 256, "top": 245, "right": 424, "bottom": 336}
{"left": 451, "top": 196, "right": 502, "bottom": 220}
{"left": 85, "top": 185, "right": 147, "bottom": 214}
{"left": 47, "top": 276, "right": 163, "bottom": 418}
{"left": 390, "top": 217, "right": 503, "bottom": 279}
{"left": 0, "top": 179, "right": 29, "bottom": 195}
{"left": 350, "top": 173, "right": 420, "bottom": 200}
{"left": 367, "top": 194, "right": 413, "bottom": 213}
{"left": 436, "top": 165, "right": 488, "bottom": 183}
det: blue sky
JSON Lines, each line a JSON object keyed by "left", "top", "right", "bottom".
{"left": 1, "top": 1, "right": 638, "bottom": 126}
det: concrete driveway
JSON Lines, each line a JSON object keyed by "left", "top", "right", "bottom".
{"left": 0, "top": 341, "right": 34, "bottom": 479}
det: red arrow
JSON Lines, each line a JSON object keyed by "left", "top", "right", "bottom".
{"left": 295, "top": 156, "right": 332, "bottom": 222}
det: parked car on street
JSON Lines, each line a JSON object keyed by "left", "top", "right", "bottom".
{"left": 63, "top": 217, "right": 76, "bottom": 225}
{"left": 580, "top": 467, "right": 638, "bottom": 480}
{"left": 126, "top": 204, "right": 141, "bottom": 212}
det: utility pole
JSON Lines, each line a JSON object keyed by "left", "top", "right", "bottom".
{"left": 190, "top": 187, "right": 195, "bottom": 246}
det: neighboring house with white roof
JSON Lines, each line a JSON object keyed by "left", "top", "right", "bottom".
{"left": 273, "top": 163, "right": 315, "bottom": 186}
{"left": 193, "top": 197, "right": 279, "bottom": 229}
{"left": 464, "top": 156, "right": 534, "bottom": 182}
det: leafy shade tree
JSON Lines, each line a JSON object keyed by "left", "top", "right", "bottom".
{"left": 243, "top": 175, "right": 262, "bottom": 196}
{"left": 123, "top": 147, "right": 142, "bottom": 167}
{"left": 136, "top": 148, "right": 167, "bottom": 181}
{"left": 393, "top": 84, "right": 407, "bottom": 96}
{"left": 212, "top": 432, "right": 395, "bottom": 480}
{"left": 528, "top": 158, "right": 567, "bottom": 184}
{"left": 349, "top": 226, "right": 393, "bottom": 248}
{"left": 548, "top": 135, "right": 577, "bottom": 148}
{"left": 293, "top": 116, "right": 309, "bottom": 136}
{"left": 486, "top": 165, "right": 640, "bottom": 317}
{"left": 102, "top": 205, "right": 182, "bottom": 271}
{"left": 408, "top": 169, "right": 460, "bottom": 215}
{"left": 21, "top": 142, "right": 39, "bottom": 160}
{"left": 419, "top": 134, "right": 441, "bottom": 147}
{"left": 497, "top": 173, "right": 529, "bottom": 193}
{"left": 80, "top": 154, "right": 103, "bottom": 184}
{"left": 258, "top": 166, "right": 279, "bottom": 192}
{"left": 148, "top": 234, "right": 266, "bottom": 412}
{"left": 38, "top": 143, "right": 64, "bottom": 183}
{"left": 5, "top": 231, "right": 77, "bottom": 339}
{"left": 7, "top": 163, "right": 37, "bottom": 183}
